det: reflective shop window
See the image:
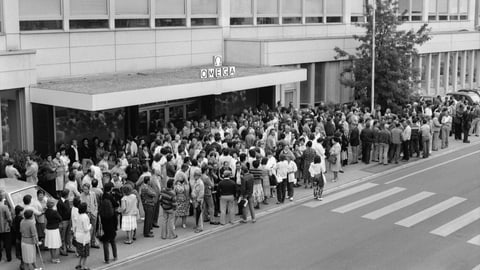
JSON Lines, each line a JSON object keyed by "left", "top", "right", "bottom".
{"left": 115, "top": 19, "right": 150, "bottom": 28}
{"left": 191, "top": 18, "right": 217, "bottom": 26}
{"left": 54, "top": 107, "right": 125, "bottom": 148}
{"left": 69, "top": 20, "right": 109, "bottom": 29}
{"left": 20, "top": 20, "right": 62, "bottom": 31}
{"left": 155, "top": 18, "right": 186, "bottom": 27}
{"left": 230, "top": 18, "right": 254, "bottom": 25}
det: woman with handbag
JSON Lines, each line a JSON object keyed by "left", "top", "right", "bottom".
{"left": 309, "top": 156, "right": 326, "bottom": 200}
{"left": 328, "top": 137, "right": 342, "bottom": 182}
{"left": 99, "top": 183, "right": 119, "bottom": 264}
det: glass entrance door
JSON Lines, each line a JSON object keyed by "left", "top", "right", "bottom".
{"left": 0, "top": 89, "right": 21, "bottom": 153}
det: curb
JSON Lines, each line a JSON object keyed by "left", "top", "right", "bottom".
{"left": 94, "top": 138, "right": 480, "bottom": 270}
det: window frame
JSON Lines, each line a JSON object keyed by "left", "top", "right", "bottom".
{"left": 115, "top": 0, "right": 150, "bottom": 19}
{"left": 304, "top": 0, "right": 324, "bottom": 24}
{"left": 190, "top": 0, "right": 219, "bottom": 26}
{"left": 18, "top": 0, "right": 64, "bottom": 31}
{"left": 428, "top": 0, "right": 469, "bottom": 21}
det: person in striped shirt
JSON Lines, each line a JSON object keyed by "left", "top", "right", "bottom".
{"left": 249, "top": 160, "right": 265, "bottom": 209}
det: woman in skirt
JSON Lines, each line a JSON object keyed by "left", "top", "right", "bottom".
{"left": 45, "top": 199, "right": 62, "bottom": 263}
{"left": 20, "top": 209, "right": 39, "bottom": 270}
{"left": 174, "top": 168, "right": 190, "bottom": 229}
{"left": 120, "top": 185, "right": 138, "bottom": 244}
{"left": 74, "top": 202, "right": 92, "bottom": 270}
{"left": 309, "top": 156, "right": 326, "bottom": 200}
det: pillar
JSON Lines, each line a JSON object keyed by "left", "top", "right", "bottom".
{"left": 63, "top": 0, "right": 70, "bottom": 31}
{"left": 476, "top": 50, "right": 480, "bottom": 88}
{"left": 2, "top": 0, "right": 20, "bottom": 50}
{"left": 452, "top": 51, "right": 459, "bottom": 92}
{"left": 460, "top": 51, "right": 467, "bottom": 89}
{"left": 434, "top": 53, "right": 441, "bottom": 95}
{"left": 468, "top": 50, "right": 475, "bottom": 88}
{"left": 108, "top": 0, "right": 115, "bottom": 29}
{"left": 444, "top": 52, "right": 450, "bottom": 93}
{"left": 425, "top": 54, "right": 432, "bottom": 95}
{"left": 309, "top": 63, "right": 315, "bottom": 107}
{"left": 149, "top": 0, "right": 156, "bottom": 28}
{"left": 422, "top": 0, "right": 429, "bottom": 22}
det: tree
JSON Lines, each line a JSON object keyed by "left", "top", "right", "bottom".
{"left": 334, "top": 0, "right": 431, "bottom": 113}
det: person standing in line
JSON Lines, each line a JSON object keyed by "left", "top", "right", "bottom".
{"left": 119, "top": 185, "right": 138, "bottom": 244}
{"left": 44, "top": 199, "right": 62, "bottom": 263}
{"left": 349, "top": 123, "right": 360, "bottom": 164}
{"left": 360, "top": 122, "right": 374, "bottom": 164}
{"left": 159, "top": 179, "right": 177, "bottom": 239}
{"left": 410, "top": 117, "right": 420, "bottom": 158}
{"left": 12, "top": 205, "right": 24, "bottom": 266}
{"left": 201, "top": 166, "right": 217, "bottom": 225}
{"left": 191, "top": 171, "right": 205, "bottom": 233}
{"left": 301, "top": 141, "right": 316, "bottom": 188}
{"left": 274, "top": 156, "right": 288, "bottom": 204}
{"left": 79, "top": 183, "right": 100, "bottom": 249}
{"left": 377, "top": 123, "right": 391, "bottom": 165}
{"left": 99, "top": 183, "right": 119, "bottom": 264}
{"left": 74, "top": 202, "right": 91, "bottom": 270}
{"left": 174, "top": 164, "right": 190, "bottom": 229}
{"left": 390, "top": 123, "right": 403, "bottom": 164}
{"left": 0, "top": 192, "right": 12, "bottom": 262}
{"left": 56, "top": 189, "right": 73, "bottom": 256}
{"left": 309, "top": 156, "right": 326, "bottom": 200}
{"left": 54, "top": 151, "right": 66, "bottom": 197}
{"left": 20, "top": 210, "right": 39, "bottom": 270}
{"left": 286, "top": 156, "right": 298, "bottom": 201}
{"left": 249, "top": 160, "right": 265, "bottom": 209}
{"left": 420, "top": 119, "right": 432, "bottom": 158}
{"left": 432, "top": 112, "right": 442, "bottom": 151}
{"left": 240, "top": 166, "right": 256, "bottom": 223}
{"left": 218, "top": 171, "right": 236, "bottom": 225}
{"left": 441, "top": 110, "right": 452, "bottom": 149}
{"left": 401, "top": 119, "right": 411, "bottom": 161}
{"left": 25, "top": 157, "right": 39, "bottom": 185}
{"left": 139, "top": 176, "right": 156, "bottom": 238}
{"left": 329, "top": 137, "right": 342, "bottom": 182}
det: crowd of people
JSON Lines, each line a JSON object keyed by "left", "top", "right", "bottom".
{"left": 0, "top": 95, "right": 479, "bottom": 270}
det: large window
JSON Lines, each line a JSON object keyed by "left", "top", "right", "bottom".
{"left": 257, "top": 0, "right": 279, "bottom": 24}
{"left": 19, "top": 0, "right": 63, "bottom": 31}
{"left": 156, "top": 0, "right": 186, "bottom": 27}
{"left": 70, "top": 0, "right": 108, "bottom": 29}
{"left": 230, "top": 0, "right": 253, "bottom": 25}
{"left": 398, "top": 0, "right": 423, "bottom": 21}
{"left": 305, "top": 0, "right": 323, "bottom": 23}
{"left": 191, "top": 0, "right": 218, "bottom": 26}
{"left": 115, "top": 0, "right": 149, "bottom": 28}
{"left": 429, "top": 0, "right": 468, "bottom": 21}
{"left": 282, "top": 0, "right": 302, "bottom": 24}
{"left": 350, "top": 0, "right": 365, "bottom": 23}
{"left": 325, "top": 0, "right": 343, "bottom": 23}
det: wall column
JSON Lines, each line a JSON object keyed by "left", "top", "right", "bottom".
{"left": 444, "top": 52, "right": 450, "bottom": 93}
{"left": 434, "top": 53, "right": 441, "bottom": 95}
{"left": 468, "top": 50, "right": 475, "bottom": 88}
{"left": 422, "top": 0, "right": 429, "bottom": 22}
{"left": 2, "top": 0, "right": 20, "bottom": 50}
{"left": 452, "top": 51, "right": 459, "bottom": 92}
{"left": 425, "top": 54, "right": 432, "bottom": 95}
{"left": 309, "top": 63, "right": 315, "bottom": 107}
{"left": 476, "top": 50, "right": 480, "bottom": 88}
{"left": 460, "top": 51, "right": 467, "bottom": 89}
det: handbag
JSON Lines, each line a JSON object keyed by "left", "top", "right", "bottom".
{"left": 96, "top": 216, "right": 104, "bottom": 239}
{"left": 327, "top": 155, "right": 337, "bottom": 164}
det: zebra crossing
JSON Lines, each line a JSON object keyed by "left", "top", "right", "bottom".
{"left": 302, "top": 183, "right": 480, "bottom": 250}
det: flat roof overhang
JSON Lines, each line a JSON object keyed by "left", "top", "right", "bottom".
{"left": 30, "top": 66, "right": 306, "bottom": 111}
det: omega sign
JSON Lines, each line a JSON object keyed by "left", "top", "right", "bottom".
{"left": 200, "top": 56, "right": 236, "bottom": 79}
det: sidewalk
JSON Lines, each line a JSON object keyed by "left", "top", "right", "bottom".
{"left": 4, "top": 136, "right": 479, "bottom": 270}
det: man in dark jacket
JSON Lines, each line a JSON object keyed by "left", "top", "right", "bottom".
{"left": 360, "top": 122, "right": 374, "bottom": 164}
{"left": 240, "top": 166, "right": 256, "bottom": 223}
{"left": 56, "top": 189, "right": 73, "bottom": 255}
{"left": 217, "top": 171, "right": 237, "bottom": 225}
{"left": 349, "top": 123, "right": 360, "bottom": 164}
{"left": 140, "top": 176, "right": 156, "bottom": 237}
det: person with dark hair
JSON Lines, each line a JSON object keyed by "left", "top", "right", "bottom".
{"left": 74, "top": 202, "right": 91, "bottom": 270}
{"left": 0, "top": 192, "right": 12, "bottom": 262}
{"left": 420, "top": 119, "right": 432, "bottom": 158}
{"left": 274, "top": 156, "right": 288, "bottom": 204}
{"left": 240, "top": 166, "right": 256, "bottom": 223}
{"left": 160, "top": 179, "right": 177, "bottom": 239}
{"left": 309, "top": 156, "right": 326, "bottom": 200}
{"left": 302, "top": 141, "right": 316, "bottom": 188}
{"left": 249, "top": 160, "right": 265, "bottom": 209}
{"left": 174, "top": 164, "right": 190, "bottom": 229}
{"left": 20, "top": 209, "right": 39, "bottom": 270}
{"left": 99, "top": 182, "right": 119, "bottom": 264}
{"left": 329, "top": 137, "right": 342, "bottom": 182}
{"left": 120, "top": 185, "right": 138, "bottom": 244}
{"left": 201, "top": 166, "right": 217, "bottom": 225}
{"left": 191, "top": 171, "right": 205, "bottom": 233}
{"left": 360, "top": 121, "right": 374, "bottom": 164}
{"left": 80, "top": 183, "right": 100, "bottom": 249}
{"left": 44, "top": 199, "right": 62, "bottom": 263}
{"left": 12, "top": 205, "right": 24, "bottom": 266}
{"left": 65, "top": 172, "right": 81, "bottom": 203}
{"left": 139, "top": 176, "right": 156, "bottom": 238}
{"left": 57, "top": 189, "right": 74, "bottom": 256}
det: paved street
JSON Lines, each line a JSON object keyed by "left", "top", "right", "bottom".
{"left": 113, "top": 144, "right": 480, "bottom": 270}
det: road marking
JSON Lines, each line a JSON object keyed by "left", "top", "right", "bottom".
{"left": 473, "top": 264, "right": 480, "bottom": 270}
{"left": 395, "top": 197, "right": 467, "bottom": 228}
{"left": 385, "top": 149, "right": 480, "bottom": 185}
{"left": 362, "top": 191, "right": 435, "bottom": 220}
{"left": 332, "top": 187, "right": 406, "bottom": 214}
{"left": 467, "top": 235, "right": 480, "bottom": 246}
{"left": 302, "top": 182, "right": 378, "bottom": 208}
{"left": 430, "top": 207, "right": 480, "bottom": 237}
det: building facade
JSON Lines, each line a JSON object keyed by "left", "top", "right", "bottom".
{"left": 0, "top": 0, "right": 479, "bottom": 155}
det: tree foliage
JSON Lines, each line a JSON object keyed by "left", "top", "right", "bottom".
{"left": 335, "top": 0, "right": 431, "bottom": 112}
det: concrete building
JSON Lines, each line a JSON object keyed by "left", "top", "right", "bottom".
{"left": 0, "top": 0, "right": 479, "bottom": 155}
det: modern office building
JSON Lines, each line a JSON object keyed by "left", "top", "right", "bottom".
{"left": 0, "top": 0, "right": 479, "bottom": 155}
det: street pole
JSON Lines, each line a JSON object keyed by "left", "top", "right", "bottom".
{"left": 371, "top": 0, "right": 376, "bottom": 114}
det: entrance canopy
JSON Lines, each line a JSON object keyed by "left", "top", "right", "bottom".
{"left": 30, "top": 66, "right": 306, "bottom": 111}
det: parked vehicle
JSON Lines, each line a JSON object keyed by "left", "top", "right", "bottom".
{"left": 458, "top": 89, "right": 480, "bottom": 98}
{"left": 446, "top": 91, "right": 480, "bottom": 105}
{"left": 0, "top": 178, "right": 55, "bottom": 214}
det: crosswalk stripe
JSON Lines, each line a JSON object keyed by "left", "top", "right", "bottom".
{"left": 362, "top": 191, "right": 435, "bottom": 220}
{"left": 467, "top": 235, "right": 480, "bottom": 246}
{"left": 430, "top": 207, "right": 480, "bottom": 237}
{"left": 473, "top": 264, "right": 480, "bottom": 270}
{"left": 332, "top": 187, "right": 406, "bottom": 214}
{"left": 395, "top": 197, "right": 467, "bottom": 228}
{"left": 302, "top": 182, "right": 378, "bottom": 208}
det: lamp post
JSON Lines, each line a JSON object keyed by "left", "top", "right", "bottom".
{"left": 371, "top": 0, "right": 376, "bottom": 114}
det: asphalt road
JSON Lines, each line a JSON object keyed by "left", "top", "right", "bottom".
{"left": 116, "top": 144, "right": 480, "bottom": 270}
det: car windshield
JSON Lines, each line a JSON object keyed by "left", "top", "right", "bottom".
{"left": 468, "top": 93, "right": 480, "bottom": 104}
{"left": 10, "top": 186, "right": 55, "bottom": 207}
